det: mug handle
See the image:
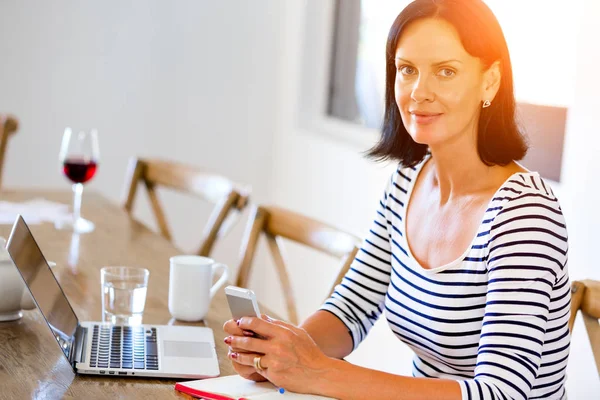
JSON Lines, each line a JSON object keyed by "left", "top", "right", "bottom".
{"left": 210, "top": 263, "right": 230, "bottom": 300}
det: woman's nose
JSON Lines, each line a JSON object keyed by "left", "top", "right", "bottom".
{"left": 410, "top": 76, "right": 435, "bottom": 103}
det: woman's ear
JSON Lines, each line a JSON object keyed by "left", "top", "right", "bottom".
{"left": 482, "top": 60, "right": 501, "bottom": 102}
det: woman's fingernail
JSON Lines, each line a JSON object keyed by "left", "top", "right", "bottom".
{"left": 236, "top": 319, "right": 241, "bottom": 326}
{"left": 224, "top": 336, "right": 232, "bottom": 344}
{"left": 230, "top": 352, "right": 238, "bottom": 359}
{"left": 243, "top": 330, "right": 254, "bottom": 337}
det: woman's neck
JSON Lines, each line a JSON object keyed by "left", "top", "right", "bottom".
{"left": 427, "top": 135, "right": 508, "bottom": 205}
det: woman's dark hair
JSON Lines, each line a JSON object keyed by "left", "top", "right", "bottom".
{"left": 367, "top": 0, "right": 528, "bottom": 167}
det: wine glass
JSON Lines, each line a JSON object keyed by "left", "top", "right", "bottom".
{"left": 58, "top": 128, "right": 99, "bottom": 233}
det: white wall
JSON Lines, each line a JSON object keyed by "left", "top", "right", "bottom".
{"left": 0, "top": 0, "right": 283, "bottom": 269}
{"left": 267, "top": 0, "right": 600, "bottom": 396}
{"left": 559, "top": 0, "right": 600, "bottom": 283}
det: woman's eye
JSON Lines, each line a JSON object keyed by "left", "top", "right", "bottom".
{"left": 438, "top": 68, "right": 456, "bottom": 77}
{"left": 399, "top": 65, "right": 416, "bottom": 75}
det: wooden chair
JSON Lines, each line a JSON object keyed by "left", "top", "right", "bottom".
{"left": 122, "top": 157, "right": 250, "bottom": 257}
{"left": 236, "top": 205, "right": 361, "bottom": 324}
{"left": 569, "top": 280, "right": 600, "bottom": 376}
{"left": 0, "top": 114, "right": 19, "bottom": 190}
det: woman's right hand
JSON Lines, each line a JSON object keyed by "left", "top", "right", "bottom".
{"left": 223, "top": 319, "right": 267, "bottom": 382}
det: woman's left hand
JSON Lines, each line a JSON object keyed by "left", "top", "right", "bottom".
{"left": 224, "top": 315, "right": 331, "bottom": 393}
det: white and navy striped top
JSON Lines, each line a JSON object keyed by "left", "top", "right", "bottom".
{"left": 321, "top": 156, "right": 570, "bottom": 400}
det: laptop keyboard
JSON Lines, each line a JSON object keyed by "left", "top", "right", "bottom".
{"left": 89, "top": 325, "right": 159, "bottom": 370}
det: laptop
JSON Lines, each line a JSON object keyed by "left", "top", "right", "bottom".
{"left": 5, "top": 214, "right": 221, "bottom": 379}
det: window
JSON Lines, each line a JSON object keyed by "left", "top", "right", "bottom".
{"left": 327, "top": 0, "right": 576, "bottom": 181}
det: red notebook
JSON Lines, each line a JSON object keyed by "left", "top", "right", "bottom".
{"left": 174, "top": 375, "right": 335, "bottom": 399}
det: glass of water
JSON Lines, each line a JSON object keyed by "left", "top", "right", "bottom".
{"left": 101, "top": 266, "right": 149, "bottom": 325}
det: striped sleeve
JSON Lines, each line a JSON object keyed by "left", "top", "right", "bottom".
{"left": 319, "top": 173, "right": 394, "bottom": 350}
{"left": 458, "top": 189, "right": 569, "bottom": 400}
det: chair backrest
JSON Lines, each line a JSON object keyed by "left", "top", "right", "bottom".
{"left": 236, "top": 205, "right": 361, "bottom": 324}
{"left": 0, "top": 114, "right": 19, "bottom": 190}
{"left": 569, "top": 280, "right": 600, "bottom": 376}
{"left": 122, "top": 157, "right": 250, "bottom": 256}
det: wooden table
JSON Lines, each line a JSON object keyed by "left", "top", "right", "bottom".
{"left": 0, "top": 190, "right": 244, "bottom": 399}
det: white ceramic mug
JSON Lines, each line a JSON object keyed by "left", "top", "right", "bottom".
{"left": 168, "top": 255, "right": 230, "bottom": 322}
{"left": 0, "top": 237, "right": 36, "bottom": 321}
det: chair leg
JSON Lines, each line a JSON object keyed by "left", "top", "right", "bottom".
{"left": 235, "top": 206, "right": 266, "bottom": 288}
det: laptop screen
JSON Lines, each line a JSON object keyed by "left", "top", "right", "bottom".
{"left": 5, "top": 215, "right": 79, "bottom": 363}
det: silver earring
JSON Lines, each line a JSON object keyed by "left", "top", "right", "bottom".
{"left": 482, "top": 100, "right": 491, "bottom": 108}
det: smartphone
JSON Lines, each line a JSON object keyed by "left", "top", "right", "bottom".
{"left": 225, "top": 285, "right": 262, "bottom": 321}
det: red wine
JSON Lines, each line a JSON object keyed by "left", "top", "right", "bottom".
{"left": 63, "top": 159, "right": 98, "bottom": 184}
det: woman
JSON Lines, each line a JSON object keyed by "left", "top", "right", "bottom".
{"left": 224, "top": 1, "right": 570, "bottom": 398}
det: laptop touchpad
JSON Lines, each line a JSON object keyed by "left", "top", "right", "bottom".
{"left": 163, "top": 341, "right": 213, "bottom": 358}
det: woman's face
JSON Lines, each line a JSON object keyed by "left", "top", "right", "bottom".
{"left": 394, "top": 18, "right": 499, "bottom": 148}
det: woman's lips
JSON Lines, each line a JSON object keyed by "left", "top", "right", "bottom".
{"left": 411, "top": 112, "right": 442, "bottom": 124}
